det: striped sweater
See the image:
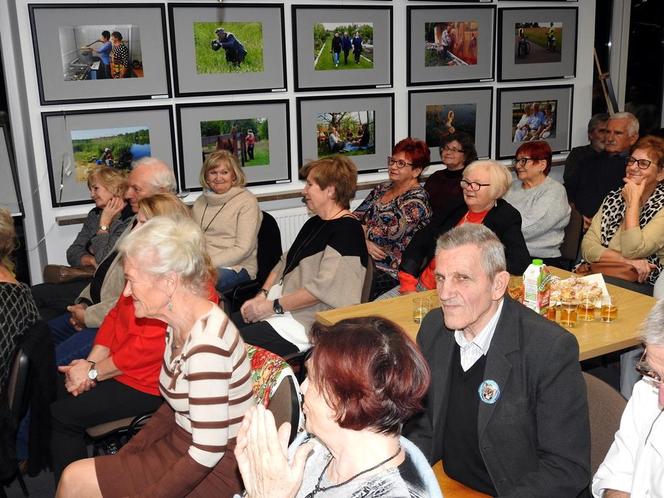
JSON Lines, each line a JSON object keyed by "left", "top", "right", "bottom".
{"left": 159, "top": 304, "right": 253, "bottom": 469}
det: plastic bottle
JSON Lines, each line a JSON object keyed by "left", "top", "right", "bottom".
{"left": 522, "top": 259, "right": 551, "bottom": 315}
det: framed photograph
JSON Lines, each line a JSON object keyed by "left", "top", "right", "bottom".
{"left": 297, "top": 94, "right": 393, "bottom": 174}
{"left": 407, "top": 6, "right": 495, "bottom": 86}
{"left": 0, "top": 124, "right": 20, "bottom": 214}
{"left": 409, "top": 88, "right": 493, "bottom": 164}
{"left": 177, "top": 100, "right": 290, "bottom": 191}
{"left": 169, "top": 3, "right": 286, "bottom": 97}
{"left": 29, "top": 4, "right": 170, "bottom": 105}
{"left": 498, "top": 7, "right": 578, "bottom": 81}
{"left": 292, "top": 6, "right": 392, "bottom": 91}
{"left": 42, "top": 106, "right": 175, "bottom": 207}
{"left": 496, "top": 85, "right": 573, "bottom": 159}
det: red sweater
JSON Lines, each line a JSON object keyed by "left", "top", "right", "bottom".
{"left": 398, "top": 209, "right": 490, "bottom": 292}
{"left": 94, "top": 284, "right": 219, "bottom": 396}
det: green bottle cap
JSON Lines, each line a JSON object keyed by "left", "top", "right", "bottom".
{"left": 532, "top": 259, "right": 543, "bottom": 265}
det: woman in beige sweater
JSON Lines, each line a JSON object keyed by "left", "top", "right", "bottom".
{"left": 192, "top": 151, "right": 262, "bottom": 292}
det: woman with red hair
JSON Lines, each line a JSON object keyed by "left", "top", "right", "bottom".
{"left": 504, "top": 140, "right": 570, "bottom": 266}
{"left": 353, "top": 138, "right": 432, "bottom": 298}
{"left": 235, "top": 316, "right": 441, "bottom": 498}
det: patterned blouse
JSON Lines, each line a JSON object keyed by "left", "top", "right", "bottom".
{"left": 354, "top": 182, "right": 431, "bottom": 278}
{"left": 0, "top": 282, "right": 39, "bottom": 395}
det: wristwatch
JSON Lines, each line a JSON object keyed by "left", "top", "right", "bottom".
{"left": 273, "top": 299, "right": 284, "bottom": 315}
{"left": 87, "top": 360, "right": 98, "bottom": 381}
{"left": 258, "top": 288, "right": 269, "bottom": 297}
{"left": 99, "top": 224, "right": 109, "bottom": 232}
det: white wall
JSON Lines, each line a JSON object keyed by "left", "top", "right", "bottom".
{"left": 0, "top": 0, "right": 596, "bottom": 283}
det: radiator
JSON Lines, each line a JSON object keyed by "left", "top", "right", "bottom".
{"left": 269, "top": 207, "right": 310, "bottom": 249}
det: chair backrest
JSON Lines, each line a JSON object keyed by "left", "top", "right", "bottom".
{"left": 560, "top": 207, "right": 584, "bottom": 266}
{"left": 247, "top": 345, "right": 302, "bottom": 444}
{"left": 361, "top": 257, "right": 375, "bottom": 304}
{"left": 7, "top": 349, "right": 30, "bottom": 426}
{"left": 256, "top": 212, "right": 283, "bottom": 284}
{"left": 583, "top": 372, "right": 627, "bottom": 474}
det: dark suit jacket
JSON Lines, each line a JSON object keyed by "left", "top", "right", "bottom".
{"left": 404, "top": 297, "right": 591, "bottom": 497}
{"left": 399, "top": 198, "right": 531, "bottom": 278}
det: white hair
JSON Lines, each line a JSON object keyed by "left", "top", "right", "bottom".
{"left": 119, "top": 215, "right": 210, "bottom": 294}
{"left": 464, "top": 160, "right": 512, "bottom": 199}
{"left": 436, "top": 224, "right": 507, "bottom": 277}
{"left": 609, "top": 112, "right": 640, "bottom": 137}
{"left": 132, "top": 157, "right": 177, "bottom": 193}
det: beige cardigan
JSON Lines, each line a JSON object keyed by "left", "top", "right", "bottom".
{"left": 192, "top": 187, "right": 262, "bottom": 279}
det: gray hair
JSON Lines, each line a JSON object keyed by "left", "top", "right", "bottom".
{"left": 609, "top": 112, "right": 640, "bottom": 137}
{"left": 640, "top": 299, "right": 664, "bottom": 346}
{"left": 587, "top": 113, "right": 610, "bottom": 134}
{"left": 436, "top": 224, "right": 506, "bottom": 277}
{"left": 119, "top": 215, "right": 211, "bottom": 294}
{"left": 464, "top": 160, "right": 512, "bottom": 199}
{"left": 132, "top": 157, "right": 177, "bottom": 194}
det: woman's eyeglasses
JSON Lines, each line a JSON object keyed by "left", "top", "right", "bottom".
{"left": 387, "top": 156, "right": 414, "bottom": 169}
{"left": 442, "top": 145, "right": 464, "bottom": 154}
{"left": 460, "top": 179, "right": 491, "bottom": 191}
{"left": 636, "top": 349, "right": 662, "bottom": 386}
{"left": 512, "top": 157, "right": 537, "bottom": 168}
{"left": 627, "top": 157, "right": 653, "bottom": 170}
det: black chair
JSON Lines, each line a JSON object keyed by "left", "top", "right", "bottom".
{"left": 1, "top": 349, "right": 30, "bottom": 497}
{"left": 224, "top": 211, "right": 283, "bottom": 312}
{"left": 85, "top": 412, "right": 154, "bottom": 456}
{"left": 559, "top": 207, "right": 584, "bottom": 270}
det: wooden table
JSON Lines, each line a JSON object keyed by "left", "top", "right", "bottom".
{"left": 316, "top": 267, "right": 657, "bottom": 362}
{"left": 433, "top": 461, "right": 489, "bottom": 497}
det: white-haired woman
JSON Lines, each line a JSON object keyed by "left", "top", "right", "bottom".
{"left": 56, "top": 215, "right": 254, "bottom": 498}
{"left": 192, "top": 150, "right": 262, "bottom": 293}
{"left": 393, "top": 160, "right": 531, "bottom": 297}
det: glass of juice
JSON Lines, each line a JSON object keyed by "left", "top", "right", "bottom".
{"left": 413, "top": 296, "right": 431, "bottom": 324}
{"left": 577, "top": 294, "right": 596, "bottom": 321}
{"left": 559, "top": 300, "right": 578, "bottom": 328}
{"left": 599, "top": 294, "right": 618, "bottom": 323}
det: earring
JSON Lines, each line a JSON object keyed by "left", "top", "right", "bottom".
{"left": 167, "top": 300, "right": 173, "bottom": 311}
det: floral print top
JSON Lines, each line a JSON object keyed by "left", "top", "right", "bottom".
{"left": 353, "top": 182, "right": 431, "bottom": 278}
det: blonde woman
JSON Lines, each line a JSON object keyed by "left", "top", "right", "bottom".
{"left": 193, "top": 151, "right": 262, "bottom": 292}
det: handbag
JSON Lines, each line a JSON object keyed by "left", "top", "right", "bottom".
{"left": 574, "top": 261, "right": 638, "bottom": 282}
{"left": 42, "top": 265, "right": 95, "bottom": 284}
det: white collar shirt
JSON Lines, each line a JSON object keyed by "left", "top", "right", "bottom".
{"left": 453, "top": 299, "right": 504, "bottom": 372}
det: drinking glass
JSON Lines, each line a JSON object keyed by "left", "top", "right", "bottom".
{"left": 413, "top": 296, "right": 431, "bottom": 324}
{"left": 577, "top": 295, "right": 596, "bottom": 322}
{"left": 599, "top": 294, "right": 618, "bottom": 323}
{"left": 559, "top": 300, "right": 578, "bottom": 328}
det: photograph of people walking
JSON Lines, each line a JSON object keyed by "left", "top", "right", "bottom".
{"left": 313, "top": 22, "right": 374, "bottom": 71}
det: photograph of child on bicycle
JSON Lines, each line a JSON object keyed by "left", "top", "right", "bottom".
{"left": 514, "top": 21, "right": 562, "bottom": 64}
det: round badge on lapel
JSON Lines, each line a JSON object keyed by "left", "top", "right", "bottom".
{"left": 478, "top": 380, "right": 500, "bottom": 404}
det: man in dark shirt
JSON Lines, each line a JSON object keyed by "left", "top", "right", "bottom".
{"left": 563, "top": 113, "right": 609, "bottom": 186}
{"left": 404, "top": 224, "right": 590, "bottom": 497}
{"left": 565, "top": 112, "right": 639, "bottom": 229}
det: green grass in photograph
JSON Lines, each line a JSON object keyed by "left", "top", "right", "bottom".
{"left": 314, "top": 37, "right": 373, "bottom": 71}
{"left": 522, "top": 27, "right": 563, "bottom": 52}
{"left": 194, "top": 22, "right": 264, "bottom": 74}
{"left": 244, "top": 141, "right": 269, "bottom": 167}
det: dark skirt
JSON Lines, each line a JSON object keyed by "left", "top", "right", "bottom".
{"left": 95, "top": 423, "right": 242, "bottom": 497}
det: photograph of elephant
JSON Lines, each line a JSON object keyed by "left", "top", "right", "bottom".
{"left": 512, "top": 100, "right": 557, "bottom": 143}
{"left": 424, "top": 21, "right": 478, "bottom": 67}
{"left": 193, "top": 21, "right": 264, "bottom": 74}
{"left": 316, "top": 111, "right": 375, "bottom": 158}
{"left": 59, "top": 25, "right": 143, "bottom": 81}
{"left": 515, "top": 22, "right": 563, "bottom": 64}
{"left": 200, "top": 118, "right": 269, "bottom": 167}
{"left": 425, "top": 103, "right": 476, "bottom": 148}
{"left": 71, "top": 126, "right": 151, "bottom": 181}
{"left": 313, "top": 22, "right": 374, "bottom": 71}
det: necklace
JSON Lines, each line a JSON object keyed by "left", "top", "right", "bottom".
{"left": 303, "top": 445, "right": 401, "bottom": 497}
{"left": 200, "top": 201, "right": 227, "bottom": 233}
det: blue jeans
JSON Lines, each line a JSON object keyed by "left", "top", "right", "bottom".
{"left": 49, "top": 313, "right": 97, "bottom": 366}
{"left": 216, "top": 267, "right": 251, "bottom": 293}
{"left": 332, "top": 52, "right": 340, "bottom": 65}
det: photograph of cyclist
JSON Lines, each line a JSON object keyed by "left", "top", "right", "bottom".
{"left": 514, "top": 21, "right": 562, "bottom": 64}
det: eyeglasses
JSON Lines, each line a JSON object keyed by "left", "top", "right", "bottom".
{"left": 460, "top": 179, "right": 491, "bottom": 191}
{"left": 442, "top": 145, "right": 464, "bottom": 154}
{"left": 627, "top": 156, "right": 654, "bottom": 170}
{"left": 512, "top": 157, "right": 538, "bottom": 167}
{"left": 636, "top": 349, "right": 662, "bottom": 386}
{"left": 387, "top": 156, "right": 414, "bottom": 169}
